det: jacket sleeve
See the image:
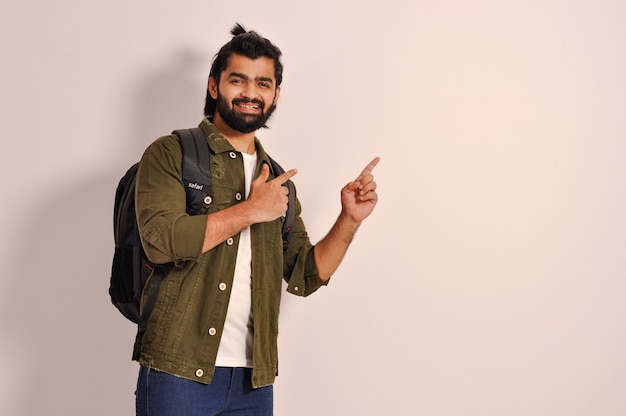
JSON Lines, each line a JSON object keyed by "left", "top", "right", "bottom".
{"left": 282, "top": 189, "right": 328, "bottom": 297}
{"left": 135, "top": 135, "right": 206, "bottom": 265}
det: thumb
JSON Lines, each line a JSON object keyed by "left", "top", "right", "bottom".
{"left": 343, "top": 181, "right": 360, "bottom": 194}
{"left": 254, "top": 163, "right": 271, "bottom": 184}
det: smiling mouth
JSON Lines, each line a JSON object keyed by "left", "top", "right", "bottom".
{"left": 234, "top": 99, "right": 264, "bottom": 114}
{"left": 237, "top": 103, "right": 260, "bottom": 111}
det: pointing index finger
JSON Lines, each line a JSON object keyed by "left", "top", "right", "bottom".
{"left": 356, "top": 157, "right": 381, "bottom": 179}
{"left": 275, "top": 169, "right": 298, "bottom": 184}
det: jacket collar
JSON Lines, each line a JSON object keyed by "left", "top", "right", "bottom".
{"left": 198, "top": 117, "right": 273, "bottom": 168}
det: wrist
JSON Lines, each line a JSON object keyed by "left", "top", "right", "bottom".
{"left": 234, "top": 199, "right": 258, "bottom": 227}
{"left": 337, "top": 211, "right": 361, "bottom": 233}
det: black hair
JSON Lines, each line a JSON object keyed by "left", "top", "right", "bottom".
{"left": 204, "top": 23, "right": 283, "bottom": 117}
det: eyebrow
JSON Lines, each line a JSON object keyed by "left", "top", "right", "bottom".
{"left": 228, "top": 72, "right": 274, "bottom": 85}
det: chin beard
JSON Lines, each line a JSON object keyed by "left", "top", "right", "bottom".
{"left": 216, "top": 94, "right": 277, "bottom": 133}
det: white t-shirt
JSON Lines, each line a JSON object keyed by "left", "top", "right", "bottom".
{"left": 215, "top": 152, "right": 257, "bottom": 368}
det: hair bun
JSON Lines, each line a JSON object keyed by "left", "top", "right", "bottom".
{"left": 231, "top": 23, "right": 247, "bottom": 37}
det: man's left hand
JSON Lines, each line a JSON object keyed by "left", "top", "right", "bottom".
{"left": 340, "top": 157, "right": 380, "bottom": 224}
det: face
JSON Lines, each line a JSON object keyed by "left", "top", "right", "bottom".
{"left": 209, "top": 54, "right": 281, "bottom": 133}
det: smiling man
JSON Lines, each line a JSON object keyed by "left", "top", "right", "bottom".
{"left": 211, "top": 55, "right": 279, "bottom": 139}
{"left": 133, "top": 23, "right": 379, "bottom": 416}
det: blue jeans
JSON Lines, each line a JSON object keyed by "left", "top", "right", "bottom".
{"left": 136, "top": 366, "right": 273, "bottom": 416}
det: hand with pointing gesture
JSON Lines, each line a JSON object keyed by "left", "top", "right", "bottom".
{"left": 340, "top": 157, "right": 380, "bottom": 224}
{"left": 247, "top": 163, "right": 298, "bottom": 223}
{"left": 312, "top": 157, "right": 380, "bottom": 280}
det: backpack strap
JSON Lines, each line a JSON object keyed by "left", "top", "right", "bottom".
{"left": 174, "top": 127, "right": 212, "bottom": 215}
{"left": 268, "top": 157, "right": 295, "bottom": 251}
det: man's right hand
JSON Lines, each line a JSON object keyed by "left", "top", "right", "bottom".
{"left": 247, "top": 164, "right": 298, "bottom": 223}
{"left": 201, "top": 164, "right": 297, "bottom": 253}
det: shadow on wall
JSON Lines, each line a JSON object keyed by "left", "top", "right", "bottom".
{"left": 0, "top": 48, "right": 208, "bottom": 416}
{"left": 129, "top": 48, "right": 209, "bottom": 158}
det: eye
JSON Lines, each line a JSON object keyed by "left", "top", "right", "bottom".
{"left": 231, "top": 78, "right": 244, "bottom": 85}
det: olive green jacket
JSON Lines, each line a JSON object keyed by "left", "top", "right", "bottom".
{"left": 135, "top": 118, "right": 326, "bottom": 387}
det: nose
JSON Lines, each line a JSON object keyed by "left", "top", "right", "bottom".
{"left": 241, "top": 82, "right": 260, "bottom": 100}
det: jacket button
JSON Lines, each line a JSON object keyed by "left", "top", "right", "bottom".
{"left": 195, "top": 369, "right": 204, "bottom": 377}
{"left": 229, "top": 152, "right": 237, "bottom": 159}
{"left": 226, "top": 238, "right": 234, "bottom": 246}
{"left": 208, "top": 327, "right": 217, "bottom": 336}
{"left": 218, "top": 283, "right": 227, "bottom": 291}
{"left": 204, "top": 196, "right": 212, "bottom": 205}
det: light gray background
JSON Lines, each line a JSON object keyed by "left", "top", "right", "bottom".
{"left": 2, "top": 1, "right": 625, "bottom": 415}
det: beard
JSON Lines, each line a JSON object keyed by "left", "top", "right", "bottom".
{"left": 215, "top": 93, "right": 277, "bottom": 134}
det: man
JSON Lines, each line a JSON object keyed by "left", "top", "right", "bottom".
{"left": 134, "top": 23, "right": 379, "bottom": 415}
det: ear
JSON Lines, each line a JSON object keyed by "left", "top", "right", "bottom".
{"left": 273, "top": 85, "right": 281, "bottom": 106}
{"left": 208, "top": 77, "right": 218, "bottom": 100}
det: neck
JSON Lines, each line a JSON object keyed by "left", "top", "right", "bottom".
{"left": 211, "top": 113, "right": 257, "bottom": 154}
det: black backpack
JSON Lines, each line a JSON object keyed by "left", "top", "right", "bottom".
{"left": 109, "top": 127, "right": 295, "bottom": 357}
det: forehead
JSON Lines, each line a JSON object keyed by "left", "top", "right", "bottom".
{"left": 222, "top": 54, "right": 276, "bottom": 80}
